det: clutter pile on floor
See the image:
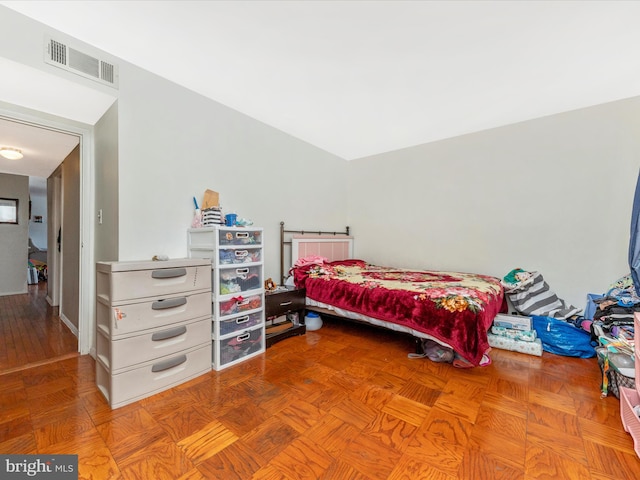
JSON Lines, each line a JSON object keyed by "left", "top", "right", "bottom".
{"left": 590, "top": 274, "right": 638, "bottom": 398}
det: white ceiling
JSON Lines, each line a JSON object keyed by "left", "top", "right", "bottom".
{"left": 0, "top": 117, "right": 79, "bottom": 178}
{"left": 2, "top": 0, "right": 640, "bottom": 163}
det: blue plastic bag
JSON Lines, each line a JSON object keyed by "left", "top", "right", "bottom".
{"left": 532, "top": 316, "right": 596, "bottom": 358}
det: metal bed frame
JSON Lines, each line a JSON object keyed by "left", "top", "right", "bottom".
{"left": 279, "top": 221, "right": 350, "bottom": 285}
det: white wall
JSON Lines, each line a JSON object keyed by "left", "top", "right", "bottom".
{"left": 0, "top": 173, "right": 29, "bottom": 295}
{"left": 348, "top": 97, "right": 640, "bottom": 310}
{"left": 93, "top": 101, "right": 119, "bottom": 262}
{"left": 28, "top": 177, "right": 47, "bottom": 249}
{"left": 115, "top": 63, "right": 348, "bottom": 280}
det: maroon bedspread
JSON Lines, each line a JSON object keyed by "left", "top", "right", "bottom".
{"left": 293, "top": 260, "right": 505, "bottom": 366}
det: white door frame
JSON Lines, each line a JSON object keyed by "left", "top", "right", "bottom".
{"left": 0, "top": 108, "right": 95, "bottom": 356}
{"left": 47, "top": 172, "right": 62, "bottom": 308}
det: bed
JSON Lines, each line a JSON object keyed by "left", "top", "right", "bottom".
{"left": 280, "top": 222, "right": 505, "bottom": 366}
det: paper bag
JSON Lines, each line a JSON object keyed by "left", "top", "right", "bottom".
{"left": 202, "top": 189, "right": 219, "bottom": 209}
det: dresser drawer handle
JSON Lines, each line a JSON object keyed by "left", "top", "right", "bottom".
{"left": 235, "top": 232, "right": 249, "bottom": 239}
{"left": 235, "top": 268, "right": 249, "bottom": 275}
{"left": 151, "top": 267, "right": 187, "bottom": 279}
{"left": 236, "top": 332, "right": 251, "bottom": 342}
{"left": 235, "top": 250, "right": 248, "bottom": 258}
{"left": 152, "top": 297, "right": 187, "bottom": 310}
{"left": 151, "top": 354, "right": 187, "bottom": 372}
{"left": 235, "top": 316, "right": 249, "bottom": 324}
{"left": 279, "top": 301, "right": 292, "bottom": 307}
{"left": 151, "top": 325, "right": 187, "bottom": 341}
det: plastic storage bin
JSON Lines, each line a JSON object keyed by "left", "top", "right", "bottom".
{"left": 218, "top": 228, "right": 262, "bottom": 246}
{"left": 620, "top": 386, "right": 640, "bottom": 458}
{"left": 96, "top": 290, "right": 211, "bottom": 339}
{"left": 217, "top": 265, "right": 262, "bottom": 295}
{"left": 96, "top": 343, "right": 211, "bottom": 409}
{"left": 219, "top": 247, "right": 262, "bottom": 265}
{"left": 219, "top": 311, "right": 263, "bottom": 336}
{"left": 215, "top": 327, "right": 264, "bottom": 368}
{"left": 97, "top": 260, "right": 211, "bottom": 303}
{"left": 218, "top": 294, "right": 262, "bottom": 317}
{"left": 619, "top": 312, "right": 640, "bottom": 458}
{"left": 97, "top": 315, "right": 210, "bottom": 372}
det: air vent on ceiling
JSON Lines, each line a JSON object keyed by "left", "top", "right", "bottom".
{"left": 44, "top": 37, "right": 119, "bottom": 89}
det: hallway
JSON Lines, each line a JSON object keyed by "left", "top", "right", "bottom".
{"left": 0, "top": 282, "right": 77, "bottom": 374}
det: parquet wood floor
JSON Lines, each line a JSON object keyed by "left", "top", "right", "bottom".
{"left": 1, "top": 287, "right": 639, "bottom": 479}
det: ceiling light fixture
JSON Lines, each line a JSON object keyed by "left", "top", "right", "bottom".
{"left": 0, "top": 147, "right": 23, "bottom": 160}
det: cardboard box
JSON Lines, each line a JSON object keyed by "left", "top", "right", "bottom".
{"left": 493, "top": 313, "right": 532, "bottom": 331}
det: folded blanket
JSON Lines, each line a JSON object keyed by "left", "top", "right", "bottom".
{"left": 502, "top": 270, "right": 581, "bottom": 319}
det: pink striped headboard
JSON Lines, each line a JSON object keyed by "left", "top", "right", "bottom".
{"left": 292, "top": 234, "right": 354, "bottom": 263}
{"left": 279, "top": 222, "right": 352, "bottom": 284}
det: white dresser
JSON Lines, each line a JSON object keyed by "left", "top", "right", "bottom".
{"left": 95, "top": 258, "right": 212, "bottom": 409}
{"left": 188, "top": 226, "right": 265, "bottom": 370}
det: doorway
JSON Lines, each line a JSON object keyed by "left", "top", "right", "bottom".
{"left": 0, "top": 108, "right": 95, "bottom": 360}
{"left": 0, "top": 141, "right": 79, "bottom": 371}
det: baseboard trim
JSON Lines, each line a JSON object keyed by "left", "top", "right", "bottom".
{"left": 60, "top": 313, "right": 79, "bottom": 338}
{"left": 0, "top": 289, "right": 28, "bottom": 297}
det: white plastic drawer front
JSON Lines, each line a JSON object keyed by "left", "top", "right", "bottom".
{"left": 96, "top": 343, "right": 211, "bottom": 409}
{"left": 187, "top": 248, "right": 216, "bottom": 262}
{"left": 218, "top": 228, "right": 262, "bottom": 246}
{"left": 107, "top": 265, "right": 211, "bottom": 302}
{"left": 97, "top": 291, "right": 211, "bottom": 338}
{"left": 218, "top": 265, "right": 262, "bottom": 295}
{"left": 188, "top": 228, "right": 217, "bottom": 248}
{"left": 98, "top": 316, "right": 211, "bottom": 372}
{"left": 218, "top": 294, "right": 262, "bottom": 317}
{"left": 219, "top": 247, "right": 262, "bottom": 265}
{"left": 219, "top": 311, "right": 263, "bottom": 337}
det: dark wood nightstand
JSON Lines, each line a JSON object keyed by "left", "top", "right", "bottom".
{"left": 265, "top": 287, "right": 306, "bottom": 347}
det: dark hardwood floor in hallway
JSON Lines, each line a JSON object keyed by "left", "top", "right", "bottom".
{"left": 0, "top": 306, "right": 639, "bottom": 479}
{"left": 0, "top": 282, "right": 78, "bottom": 373}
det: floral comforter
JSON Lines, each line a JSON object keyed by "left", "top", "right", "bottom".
{"left": 292, "top": 259, "right": 505, "bottom": 365}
